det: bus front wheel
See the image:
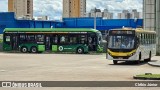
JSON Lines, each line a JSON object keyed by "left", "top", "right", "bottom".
{"left": 31, "top": 47, "right": 38, "bottom": 53}
{"left": 148, "top": 52, "right": 151, "bottom": 61}
{"left": 77, "top": 47, "right": 84, "bottom": 54}
{"left": 21, "top": 47, "right": 28, "bottom": 53}
{"left": 113, "top": 60, "right": 118, "bottom": 64}
{"left": 137, "top": 53, "right": 141, "bottom": 64}
{"left": 146, "top": 52, "right": 151, "bottom": 61}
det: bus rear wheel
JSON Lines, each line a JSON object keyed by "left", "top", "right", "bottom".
{"left": 137, "top": 53, "right": 141, "bottom": 64}
{"left": 77, "top": 47, "right": 84, "bottom": 54}
{"left": 21, "top": 47, "right": 28, "bottom": 53}
{"left": 113, "top": 60, "right": 118, "bottom": 64}
{"left": 147, "top": 52, "right": 152, "bottom": 61}
{"left": 31, "top": 47, "right": 38, "bottom": 53}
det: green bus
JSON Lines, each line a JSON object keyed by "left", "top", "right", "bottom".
{"left": 3, "top": 28, "right": 103, "bottom": 54}
{"left": 0, "top": 34, "right": 3, "bottom": 43}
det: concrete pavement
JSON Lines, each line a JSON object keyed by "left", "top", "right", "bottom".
{"left": 148, "top": 60, "right": 160, "bottom": 67}
{"left": 0, "top": 53, "right": 160, "bottom": 90}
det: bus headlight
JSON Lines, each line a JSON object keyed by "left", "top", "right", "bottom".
{"left": 130, "top": 52, "right": 135, "bottom": 56}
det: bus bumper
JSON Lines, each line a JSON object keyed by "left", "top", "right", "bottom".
{"left": 107, "top": 54, "right": 138, "bottom": 61}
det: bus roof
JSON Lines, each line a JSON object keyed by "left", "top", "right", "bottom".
{"left": 135, "top": 28, "right": 156, "bottom": 34}
{"left": 4, "top": 28, "right": 99, "bottom": 33}
{"left": 110, "top": 28, "right": 156, "bottom": 34}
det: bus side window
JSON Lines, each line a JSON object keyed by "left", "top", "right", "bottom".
{"left": 150, "top": 34, "right": 151, "bottom": 44}
{"left": 152, "top": 34, "right": 154, "bottom": 44}
{"left": 36, "top": 35, "right": 44, "bottom": 44}
{"left": 53, "top": 35, "right": 58, "bottom": 44}
{"left": 69, "top": 36, "right": 77, "bottom": 44}
{"left": 98, "top": 37, "right": 101, "bottom": 44}
{"left": 19, "top": 35, "right": 26, "bottom": 43}
{"left": 146, "top": 34, "right": 148, "bottom": 44}
{"left": 154, "top": 34, "right": 156, "bottom": 44}
{"left": 60, "top": 36, "right": 69, "bottom": 44}
{"left": 88, "top": 37, "right": 92, "bottom": 43}
{"left": 144, "top": 34, "right": 146, "bottom": 45}
{"left": 5, "top": 36, "right": 10, "bottom": 42}
{"left": 27, "top": 35, "right": 35, "bottom": 42}
{"left": 136, "top": 35, "right": 140, "bottom": 46}
{"left": 141, "top": 33, "right": 143, "bottom": 45}
{"left": 79, "top": 35, "right": 87, "bottom": 44}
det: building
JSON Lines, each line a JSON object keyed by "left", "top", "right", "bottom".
{"left": 131, "top": 9, "right": 143, "bottom": 19}
{"left": 90, "top": 8, "right": 102, "bottom": 17}
{"left": 118, "top": 9, "right": 142, "bottom": 19}
{"left": 87, "top": 8, "right": 113, "bottom": 19}
{"left": 35, "top": 16, "right": 49, "bottom": 21}
{"left": 118, "top": 10, "right": 131, "bottom": 19}
{"left": 103, "top": 9, "right": 113, "bottom": 19}
{"left": 8, "top": 0, "right": 33, "bottom": 19}
{"left": 63, "top": 0, "right": 86, "bottom": 18}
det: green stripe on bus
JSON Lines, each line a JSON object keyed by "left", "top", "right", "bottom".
{"left": 3, "top": 43, "right": 12, "bottom": 51}
{"left": 52, "top": 45, "right": 58, "bottom": 52}
{"left": 4, "top": 28, "right": 98, "bottom": 33}
{"left": 0, "top": 34, "right": 3, "bottom": 43}
{"left": 38, "top": 45, "right": 45, "bottom": 52}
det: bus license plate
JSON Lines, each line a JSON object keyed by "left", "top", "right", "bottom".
{"left": 119, "top": 57, "right": 123, "bottom": 59}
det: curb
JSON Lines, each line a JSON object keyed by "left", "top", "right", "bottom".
{"left": 148, "top": 62, "right": 160, "bottom": 67}
{"left": 133, "top": 76, "right": 160, "bottom": 80}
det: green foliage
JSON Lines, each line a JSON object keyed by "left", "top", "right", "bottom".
{"left": 136, "top": 74, "right": 160, "bottom": 79}
{"left": 0, "top": 34, "right": 3, "bottom": 43}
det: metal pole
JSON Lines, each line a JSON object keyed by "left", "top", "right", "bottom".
{"left": 94, "top": 7, "right": 96, "bottom": 29}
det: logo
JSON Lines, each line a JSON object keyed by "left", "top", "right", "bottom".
{"left": 59, "top": 46, "right": 63, "bottom": 51}
{"left": 2, "top": 82, "right": 11, "bottom": 87}
{"left": 1, "top": 82, "right": 42, "bottom": 88}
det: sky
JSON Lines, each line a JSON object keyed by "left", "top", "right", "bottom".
{"left": 0, "top": 0, "right": 143, "bottom": 20}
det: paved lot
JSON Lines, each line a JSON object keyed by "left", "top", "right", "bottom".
{"left": 0, "top": 53, "right": 160, "bottom": 90}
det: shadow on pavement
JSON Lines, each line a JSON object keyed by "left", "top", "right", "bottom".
{"left": 149, "top": 60, "right": 158, "bottom": 62}
{"left": 109, "top": 61, "right": 149, "bottom": 66}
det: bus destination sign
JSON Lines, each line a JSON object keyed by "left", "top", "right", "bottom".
{"left": 111, "top": 30, "right": 134, "bottom": 35}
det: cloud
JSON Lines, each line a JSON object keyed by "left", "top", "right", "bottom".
{"left": 0, "top": 0, "right": 7, "bottom": 12}
{"left": 0, "top": 0, "right": 143, "bottom": 20}
{"left": 34, "top": 0, "right": 62, "bottom": 20}
{"left": 34, "top": 0, "right": 142, "bottom": 20}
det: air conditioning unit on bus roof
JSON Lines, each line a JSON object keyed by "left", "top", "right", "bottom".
{"left": 122, "top": 26, "right": 133, "bottom": 30}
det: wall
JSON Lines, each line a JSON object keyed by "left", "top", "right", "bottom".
{"left": 0, "top": 12, "right": 17, "bottom": 33}
{"left": 63, "top": 18, "right": 143, "bottom": 30}
{"left": 0, "top": 12, "right": 143, "bottom": 34}
{"left": 0, "top": 12, "right": 64, "bottom": 34}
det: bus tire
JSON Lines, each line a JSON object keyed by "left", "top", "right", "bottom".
{"left": 21, "top": 46, "right": 28, "bottom": 53}
{"left": 137, "top": 53, "right": 141, "bottom": 64}
{"left": 77, "top": 47, "right": 84, "bottom": 54}
{"left": 31, "top": 47, "right": 38, "bottom": 53}
{"left": 148, "top": 51, "right": 152, "bottom": 61}
{"left": 113, "top": 60, "right": 118, "bottom": 64}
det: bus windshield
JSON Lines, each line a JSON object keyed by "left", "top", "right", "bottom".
{"left": 108, "top": 35, "right": 135, "bottom": 49}
{"left": 97, "top": 31, "right": 103, "bottom": 44}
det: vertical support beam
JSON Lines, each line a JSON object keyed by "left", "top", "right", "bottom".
{"left": 143, "top": 0, "right": 160, "bottom": 54}
{"left": 94, "top": 7, "right": 97, "bottom": 29}
{"left": 156, "top": 0, "right": 160, "bottom": 54}
{"left": 143, "top": 0, "right": 156, "bottom": 31}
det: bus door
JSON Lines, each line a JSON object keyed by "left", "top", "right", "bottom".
{"left": 12, "top": 34, "right": 19, "bottom": 50}
{"left": 88, "top": 33, "right": 97, "bottom": 51}
{"left": 45, "top": 35, "right": 51, "bottom": 50}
